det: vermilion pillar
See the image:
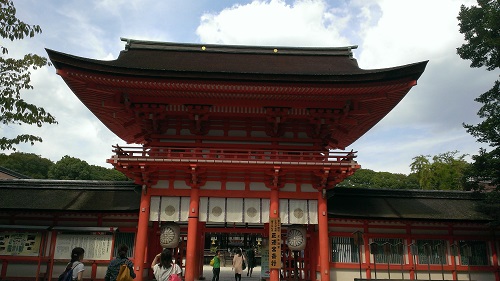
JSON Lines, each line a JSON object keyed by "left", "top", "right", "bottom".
{"left": 185, "top": 186, "right": 200, "bottom": 281}
{"left": 198, "top": 222, "right": 206, "bottom": 280}
{"left": 318, "top": 190, "right": 330, "bottom": 281}
{"left": 269, "top": 187, "right": 280, "bottom": 281}
{"left": 135, "top": 186, "right": 151, "bottom": 281}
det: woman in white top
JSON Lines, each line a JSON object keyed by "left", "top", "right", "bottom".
{"left": 232, "top": 248, "right": 246, "bottom": 281}
{"left": 68, "top": 247, "right": 85, "bottom": 281}
{"left": 151, "top": 249, "right": 182, "bottom": 281}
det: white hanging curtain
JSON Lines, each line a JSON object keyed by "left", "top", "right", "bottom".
{"left": 261, "top": 199, "right": 270, "bottom": 223}
{"left": 279, "top": 199, "right": 289, "bottom": 224}
{"left": 150, "top": 197, "right": 319, "bottom": 224}
{"left": 244, "top": 198, "right": 261, "bottom": 223}
{"left": 308, "top": 200, "right": 318, "bottom": 224}
{"left": 149, "top": 196, "right": 161, "bottom": 221}
{"left": 208, "top": 197, "right": 226, "bottom": 222}
{"left": 160, "top": 197, "right": 181, "bottom": 221}
{"left": 199, "top": 197, "right": 208, "bottom": 222}
{"left": 226, "top": 198, "right": 243, "bottom": 222}
{"left": 289, "top": 199, "right": 308, "bottom": 224}
{"left": 180, "top": 197, "right": 190, "bottom": 221}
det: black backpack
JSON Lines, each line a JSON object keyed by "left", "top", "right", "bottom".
{"left": 58, "top": 262, "right": 80, "bottom": 281}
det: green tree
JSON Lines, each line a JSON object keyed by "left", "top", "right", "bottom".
{"left": 458, "top": 0, "right": 500, "bottom": 190}
{"left": 47, "top": 155, "right": 129, "bottom": 181}
{"left": 0, "top": 0, "right": 57, "bottom": 151}
{"left": 410, "top": 151, "right": 469, "bottom": 190}
{"left": 0, "top": 152, "right": 53, "bottom": 178}
{"left": 409, "top": 155, "right": 432, "bottom": 189}
{"left": 337, "top": 169, "right": 418, "bottom": 189}
{"left": 48, "top": 155, "right": 92, "bottom": 180}
{"left": 476, "top": 191, "right": 500, "bottom": 227}
{"left": 89, "top": 164, "right": 128, "bottom": 181}
{"left": 463, "top": 148, "right": 499, "bottom": 191}
{"left": 456, "top": 0, "right": 499, "bottom": 71}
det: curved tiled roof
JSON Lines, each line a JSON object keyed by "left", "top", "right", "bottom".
{"left": 47, "top": 38, "right": 427, "bottom": 83}
{"left": 327, "top": 187, "right": 491, "bottom": 222}
{"left": 0, "top": 179, "right": 140, "bottom": 212}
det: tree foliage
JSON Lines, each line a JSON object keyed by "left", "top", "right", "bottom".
{"left": 48, "top": 155, "right": 128, "bottom": 181}
{"left": 463, "top": 148, "right": 500, "bottom": 191}
{"left": 48, "top": 156, "right": 93, "bottom": 180}
{"left": 0, "top": 0, "right": 57, "bottom": 151}
{"left": 458, "top": 0, "right": 500, "bottom": 190}
{"left": 463, "top": 81, "right": 500, "bottom": 147}
{"left": 476, "top": 191, "right": 500, "bottom": 227}
{"left": 410, "top": 151, "right": 469, "bottom": 190}
{"left": 0, "top": 153, "right": 129, "bottom": 181}
{"left": 337, "top": 169, "right": 419, "bottom": 189}
{"left": 0, "top": 152, "right": 52, "bottom": 178}
{"left": 89, "top": 164, "right": 130, "bottom": 181}
{"left": 456, "top": 0, "right": 500, "bottom": 71}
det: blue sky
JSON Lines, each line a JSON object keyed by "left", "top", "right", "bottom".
{"left": 4, "top": 0, "right": 498, "bottom": 174}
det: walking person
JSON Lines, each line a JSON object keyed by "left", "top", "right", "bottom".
{"left": 245, "top": 246, "right": 256, "bottom": 277}
{"left": 65, "top": 247, "right": 85, "bottom": 281}
{"left": 151, "top": 249, "right": 182, "bottom": 281}
{"left": 232, "top": 248, "right": 246, "bottom": 281}
{"left": 211, "top": 250, "right": 221, "bottom": 281}
{"left": 104, "top": 244, "right": 136, "bottom": 281}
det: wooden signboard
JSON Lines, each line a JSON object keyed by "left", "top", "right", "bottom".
{"left": 54, "top": 234, "right": 113, "bottom": 260}
{"left": 269, "top": 217, "right": 281, "bottom": 269}
{"left": 0, "top": 232, "right": 42, "bottom": 256}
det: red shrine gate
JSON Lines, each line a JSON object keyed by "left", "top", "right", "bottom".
{"left": 109, "top": 145, "right": 358, "bottom": 281}
{"left": 47, "top": 38, "right": 427, "bottom": 281}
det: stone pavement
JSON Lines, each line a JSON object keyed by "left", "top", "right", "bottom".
{"left": 197, "top": 265, "right": 264, "bottom": 281}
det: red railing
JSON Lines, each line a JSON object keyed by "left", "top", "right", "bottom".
{"left": 111, "top": 145, "right": 357, "bottom": 165}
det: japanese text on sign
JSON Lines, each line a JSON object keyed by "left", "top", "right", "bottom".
{"left": 269, "top": 217, "right": 281, "bottom": 269}
{"left": 54, "top": 234, "right": 112, "bottom": 260}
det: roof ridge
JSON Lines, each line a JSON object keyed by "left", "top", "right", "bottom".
{"left": 0, "top": 179, "right": 139, "bottom": 190}
{"left": 120, "top": 37, "right": 358, "bottom": 56}
{"left": 0, "top": 166, "right": 31, "bottom": 179}
{"left": 329, "top": 187, "right": 484, "bottom": 200}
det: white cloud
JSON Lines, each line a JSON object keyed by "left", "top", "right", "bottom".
{"left": 196, "top": 0, "right": 351, "bottom": 47}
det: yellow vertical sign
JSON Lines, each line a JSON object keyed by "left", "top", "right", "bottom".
{"left": 269, "top": 217, "right": 281, "bottom": 269}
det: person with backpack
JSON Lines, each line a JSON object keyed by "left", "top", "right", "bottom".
{"left": 151, "top": 249, "right": 182, "bottom": 281}
{"left": 104, "top": 244, "right": 136, "bottom": 281}
{"left": 61, "top": 247, "right": 85, "bottom": 281}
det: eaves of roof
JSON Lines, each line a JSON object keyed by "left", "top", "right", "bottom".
{"left": 46, "top": 39, "right": 428, "bottom": 83}
{"left": 327, "top": 187, "right": 491, "bottom": 222}
{"left": 0, "top": 179, "right": 140, "bottom": 212}
{"left": 0, "top": 167, "right": 30, "bottom": 179}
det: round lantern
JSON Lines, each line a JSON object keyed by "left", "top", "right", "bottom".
{"left": 160, "top": 222, "right": 180, "bottom": 248}
{"left": 286, "top": 225, "right": 306, "bottom": 251}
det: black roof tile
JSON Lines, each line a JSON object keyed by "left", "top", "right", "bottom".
{"left": 327, "top": 187, "right": 491, "bottom": 222}
{"left": 0, "top": 179, "right": 140, "bottom": 212}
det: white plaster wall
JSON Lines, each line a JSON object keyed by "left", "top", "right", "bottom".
{"left": 300, "top": 183, "right": 316, "bottom": 192}
{"left": 249, "top": 182, "right": 268, "bottom": 191}
{"left": 201, "top": 181, "right": 221, "bottom": 190}
{"left": 152, "top": 180, "right": 168, "bottom": 188}
{"left": 227, "top": 130, "right": 246, "bottom": 137}
{"left": 226, "top": 182, "right": 245, "bottom": 191}
{"left": 173, "top": 180, "right": 190, "bottom": 189}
